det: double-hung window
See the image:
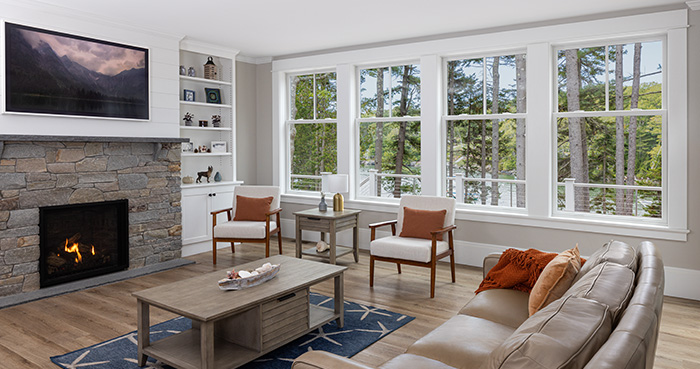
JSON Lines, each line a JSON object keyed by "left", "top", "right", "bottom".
{"left": 287, "top": 72, "right": 337, "bottom": 192}
{"left": 555, "top": 40, "right": 664, "bottom": 219}
{"left": 357, "top": 64, "right": 421, "bottom": 198}
{"left": 444, "top": 53, "right": 527, "bottom": 209}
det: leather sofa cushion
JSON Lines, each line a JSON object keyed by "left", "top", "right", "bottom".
{"left": 573, "top": 240, "right": 637, "bottom": 284}
{"left": 406, "top": 315, "right": 516, "bottom": 369}
{"left": 459, "top": 289, "right": 530, "bottom": 329}
{"left": 380, "top": 354, "right": 457, "bottom": 369}
{"left": 564, "top": 262, "right": 635, "bottom": 323}
{"left": 483, "top": 296, "right": 612, "bottom": 369}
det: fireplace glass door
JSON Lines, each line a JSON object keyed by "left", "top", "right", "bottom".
{"left": 39, "top": 199, "right": 129, "bottom": 288}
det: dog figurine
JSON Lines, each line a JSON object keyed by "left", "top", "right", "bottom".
{"left": 196, "top": 166, "right": 213, "bottom": 183}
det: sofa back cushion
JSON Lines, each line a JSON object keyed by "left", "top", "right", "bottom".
{"left": 573, "top": 240, "right": 637, "bottom": 285}
{"left": 563, "top": 262, "right": 635, "bottom": 324}
{"left": 582, "top": 241, "right": 664, "bottom": 369}
{"left": 483, "top": 296, "right": 612, "bottom": 369}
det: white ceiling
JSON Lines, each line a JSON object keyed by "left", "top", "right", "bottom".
{"left": 34, "top": 0, "right": 687, "bottom": 59}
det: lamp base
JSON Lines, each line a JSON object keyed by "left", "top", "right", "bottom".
{"left": 333, "top": 193, "right": 344, "bottom": 212}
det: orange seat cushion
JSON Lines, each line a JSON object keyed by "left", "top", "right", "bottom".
{"left": 399, "top": 207, "right": 447, "bottom": 241}
{"left": 233, "top": 196, "right": 273, "bottom": 221}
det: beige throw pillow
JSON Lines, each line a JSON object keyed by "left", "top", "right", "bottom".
{"left": 528, "top": 245, "right": 582, "bottom": 316}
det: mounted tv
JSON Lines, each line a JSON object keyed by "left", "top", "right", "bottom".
{"left": 4, "top": 22, "right": 149, "bottom": 120}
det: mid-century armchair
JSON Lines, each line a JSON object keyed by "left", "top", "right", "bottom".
{"left": 369, "top": 195, "right": 457, "bottom": 298}
{"left": 211, "top": 185, "right": 282, "bottom": 264}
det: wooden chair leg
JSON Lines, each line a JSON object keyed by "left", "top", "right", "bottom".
{"left": 369, "top": 256, "right": 375, "bottom": 287}
{"left": 212, "top": 240, "right": 217, "bottom": 265}
{"left": 277, "top": 234, "right": 283, "bottom": 255}
{"left": 265, "top": 237, "right": 270, "bottom": 257}
{"left": 230, "top": 242, "right": 235, "bottom": 253}
{"left": 450, "top": 251, "right": 456, "bottom": 283}
{"left": 430, "top": 261, "right": 436, "bottom": 298}
{"left": 397, "top": 263, "right": 402, "bottom": 274}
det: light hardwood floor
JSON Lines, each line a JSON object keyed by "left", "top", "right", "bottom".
{"left": 0, "top": 239, "right": 698, "bottom": 369}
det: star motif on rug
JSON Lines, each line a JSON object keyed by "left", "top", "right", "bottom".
{"left": 356, "top": 321, "right": 391, "bottom": 338}
{"left": 57, "top": 350, "right": 109, "bottom": 369}
{"left": 346, "top": 304, "right": 391, "bottom": 321}
{"left": 298, "top": 326, "right": 353, "bottom": 347}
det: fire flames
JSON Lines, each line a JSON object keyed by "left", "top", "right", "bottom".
{"left": 63, "top": 239, "right": 96, "bottom": 263}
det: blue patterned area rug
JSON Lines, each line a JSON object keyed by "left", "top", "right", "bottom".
{"left": 50, "top": 293, "right": 414, "bottom": 369}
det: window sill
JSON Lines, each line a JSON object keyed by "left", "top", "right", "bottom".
{"left": 281, "top": 193, "right": 688, "bottom": 241}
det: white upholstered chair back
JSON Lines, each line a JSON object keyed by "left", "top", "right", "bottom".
{"left": 231, "top": 186, "right": 281, "bottom": 215}
{"left": 396, "top": 195, "right": 457, "bottom": 236}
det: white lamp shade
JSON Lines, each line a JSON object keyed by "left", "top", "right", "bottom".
{"left": 324, "top": 174, "right": 348, "bottom": 193}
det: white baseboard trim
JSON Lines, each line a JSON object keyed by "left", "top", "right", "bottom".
{"left": 182, "top": 241, "right": 232, "bottom": 257}
{"left": 663, "top": 266, "right": 700, "bottom": 301}
{"left": 220, "top": 218, "right": 700, "bottom": 301}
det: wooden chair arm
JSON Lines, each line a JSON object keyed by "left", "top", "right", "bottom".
{"left": 211, "top": 207, "right": 232, "bottom": 216}
{"left": 369, "top": 219, "right": 397, "bottom": 241}
{"left": 430, "top": 224, "right": 457, "bottom": 235}
{"left": 368, "top": 219, "right": 398, "bottom": 229}
{"left": 266, "top": 208, "right": 282, "bottom": 216}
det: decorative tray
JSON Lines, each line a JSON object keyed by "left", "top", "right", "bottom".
{"left": 218, "top": 263, "right": 280, "bottom": 290}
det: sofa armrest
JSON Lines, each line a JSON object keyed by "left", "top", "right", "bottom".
{"left": 483, "top": 252, "right": 503, "bottom": 279}
{"left": 292, "top": 351, "right": 376, "bottom": 369}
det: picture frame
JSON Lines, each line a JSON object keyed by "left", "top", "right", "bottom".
{"left": 183, "top": 89, "right": 195, "bottom": 102}
{"left": 181, "top": 142, "right": 193, "bottom": 153}
{"left": 210, "top": 141, "right": 227, "bottom": 153}
{"left": 205, "top": 88, "right": 221, "bottom": 104}
{"left": 4, "top": 22, "right": 149, "bottom": 120}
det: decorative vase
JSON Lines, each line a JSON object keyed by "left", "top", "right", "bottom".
{"left": 187, "top": 66, "right": 196, "bottom": 77}
{"left": 214, "top": 172, "right": 222, "bottom": 182}
{"left": 179, "top": 65, "right": 187, "bottom": 75}
{"left": 318, "top": 193, "right": 327, "bottom": 212}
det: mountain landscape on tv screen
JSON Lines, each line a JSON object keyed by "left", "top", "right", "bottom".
{"left": 6, "top": 26, "right": 148, "bottom": 119}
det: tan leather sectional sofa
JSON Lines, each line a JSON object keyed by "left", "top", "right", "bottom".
{"left": 292, "top": 240, "right": 664, "bottom": 369}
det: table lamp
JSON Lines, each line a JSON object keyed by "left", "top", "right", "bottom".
{"left": 323, "top": 174, "right": 348, "bottom": 211}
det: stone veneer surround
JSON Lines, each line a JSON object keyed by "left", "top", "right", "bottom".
{"left": 0, "top": 136, "right": 185, "bottom": 297}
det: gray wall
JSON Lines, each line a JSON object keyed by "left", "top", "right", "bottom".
{"left": 256, "top": 63, "right": 274, "bottom": 185}
{"left": 263, "top": 11, "right": 699, "bottom": 277}
{"left": 235, "top": 61, "right": 258, "bottom": 185}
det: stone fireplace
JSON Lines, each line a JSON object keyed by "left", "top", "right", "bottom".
{"left": 0, "top": 135, "right": 186, "bottom": 297}
{"left": 39, "top": 199, "right": 129, "bottom": 288}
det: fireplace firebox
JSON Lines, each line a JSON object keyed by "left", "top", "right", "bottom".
{"left": 39, "top": 199, "right": 129, "bottom": 288}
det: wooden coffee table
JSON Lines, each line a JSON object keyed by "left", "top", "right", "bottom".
{"left": 132, "top": 255, "right": 346, "bottom": 369}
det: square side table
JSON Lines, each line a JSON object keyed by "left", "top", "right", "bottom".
{"left": 294, "top": 208, "right": 361, "bottom": 264}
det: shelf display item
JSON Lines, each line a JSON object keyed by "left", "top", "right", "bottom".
{"left": 196, "top": 166, "right": 213, "bottom": 183}
{"left": 183, "top": 112, "right": 194, "bottom": 126}
{"left": 205, "top": 88, "right": 221, "bottom": 104}
{"left": 204, "top": 56, "right": 218, "bottom": 80}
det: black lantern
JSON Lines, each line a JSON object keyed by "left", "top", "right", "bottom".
{"left": 204, "top": 56, "right": 218, "bottom": 80}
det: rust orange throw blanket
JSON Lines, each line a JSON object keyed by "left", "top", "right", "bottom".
{"left": 475, "top": 248, "right": 557, "bottom": 294}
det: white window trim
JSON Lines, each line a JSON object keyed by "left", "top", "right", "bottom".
{"left": 355, "top": 61, "right": 428, "bottom": 199}
{"left": 272, "top": 9, "right": 689, "bottom": 242}
{"left": 550, "top": 36, "right": 672, "bottom": 225}
{"left": 284, "top": 71, "right": 339, "bottom": 194}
